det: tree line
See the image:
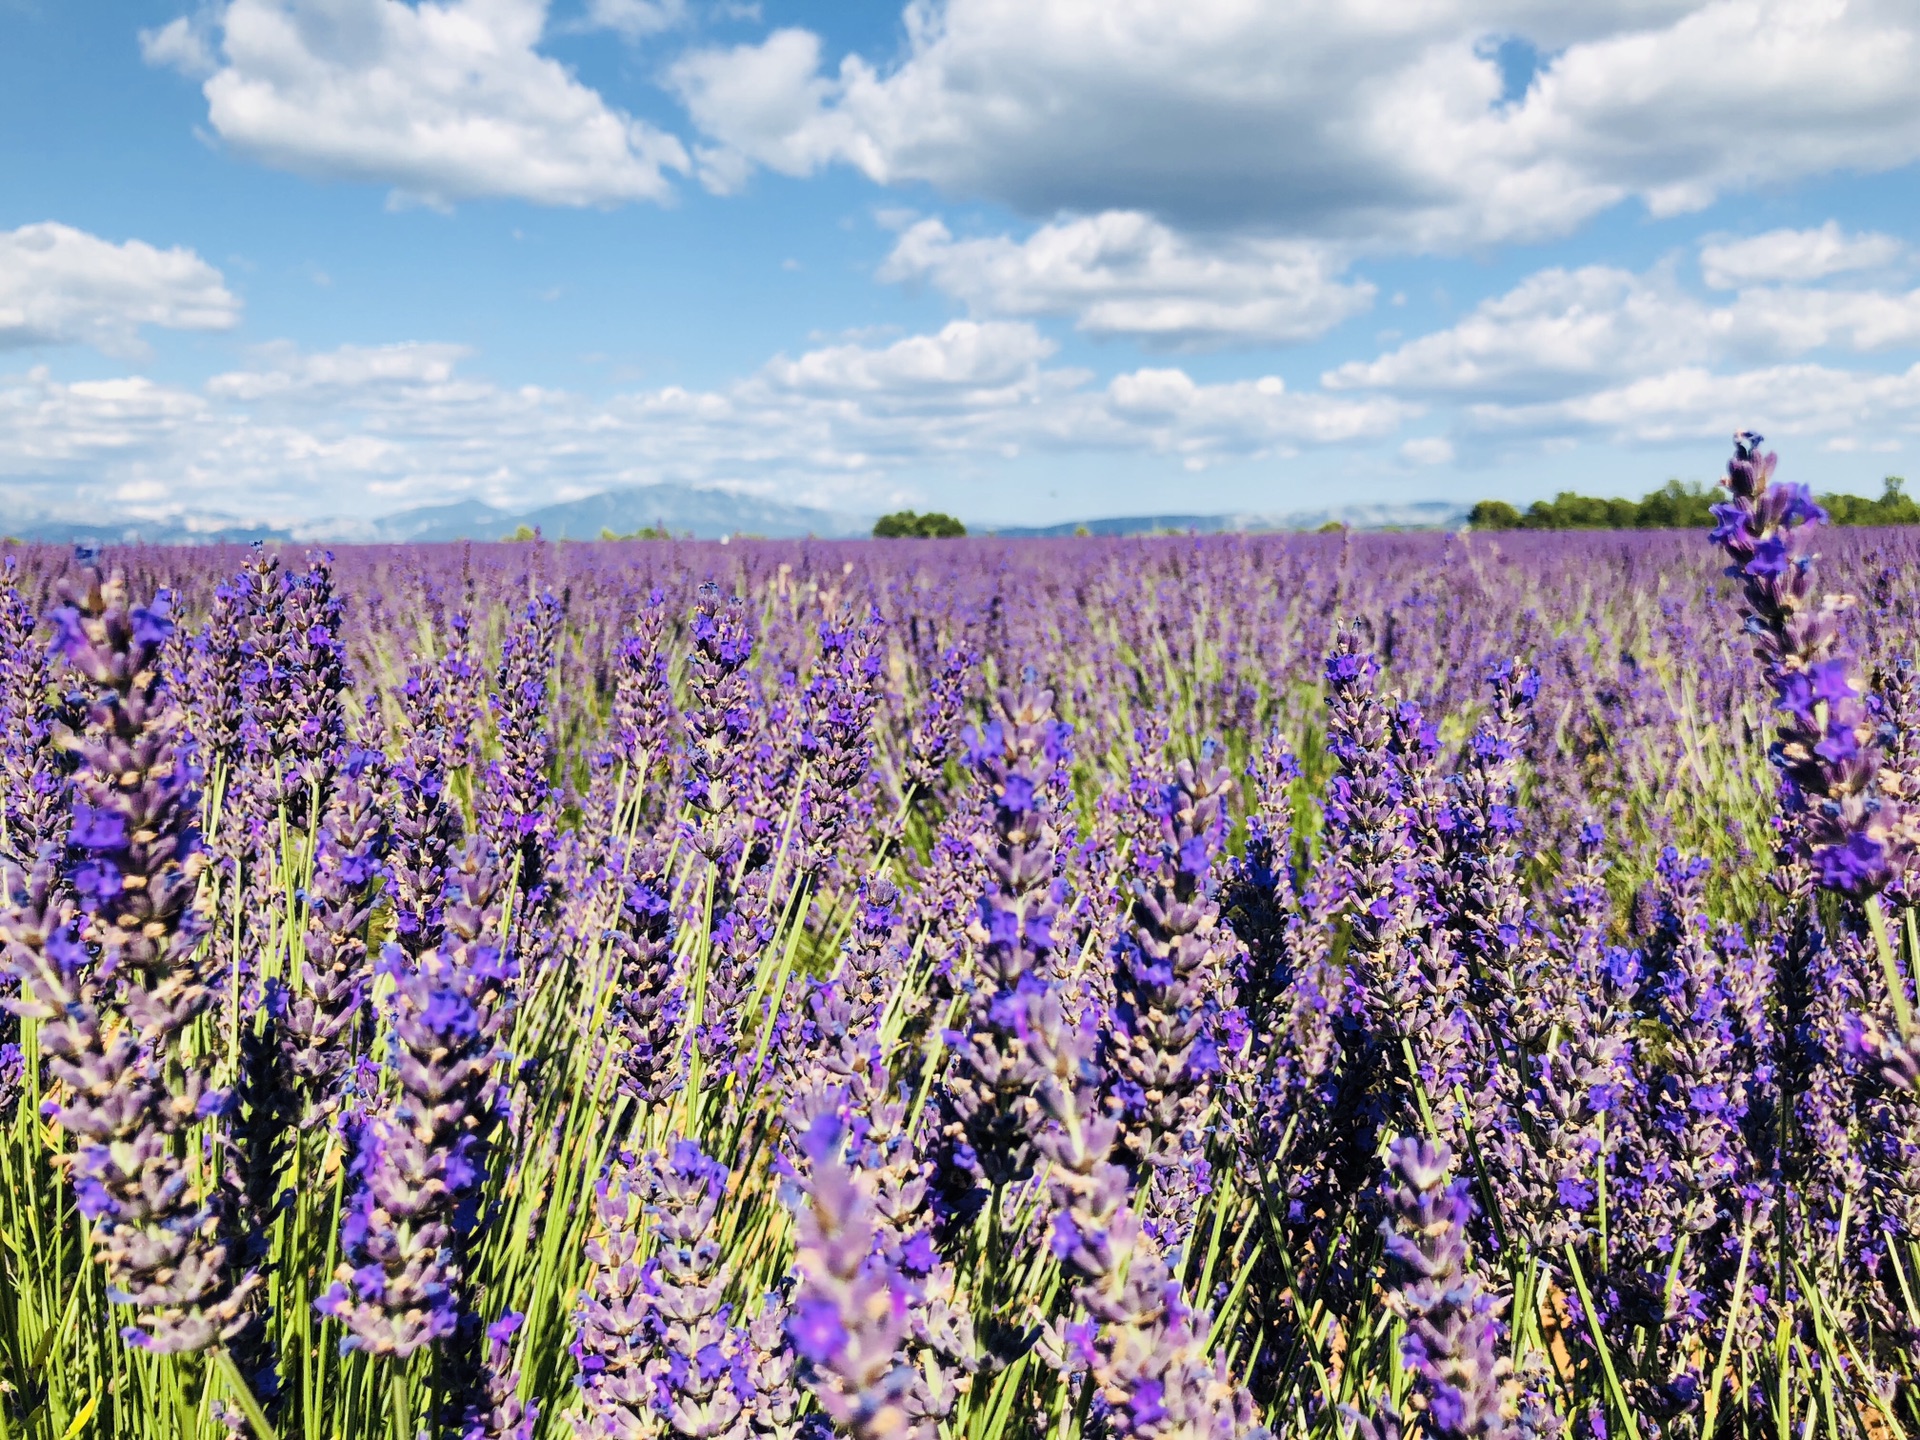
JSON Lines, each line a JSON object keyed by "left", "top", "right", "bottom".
{"left": 1469, "top": 476, "right": 1919, "bottom": 530}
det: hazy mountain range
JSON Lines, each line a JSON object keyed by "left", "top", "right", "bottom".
{"left": 0, "top": 484, "right": 1467, "bottom": 545}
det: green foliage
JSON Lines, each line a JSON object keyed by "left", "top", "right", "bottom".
{"left": 873, "top": 509, "right": 967, "bottom": 538}
{"left": 504, "top": 523, "right": 542, "bottom": 542}
{"left": 1466, "top": 500, "right": 1524, "bottom": 530}
{"left": 598, "top": 524, "right": 673, "bottom": 540}
{"left": 1470, "top": 476, "right": 1918, "bottom": 530}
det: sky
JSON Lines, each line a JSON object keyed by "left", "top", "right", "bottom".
{"left": 3, "top": 0, "right": 1920, "bottom": 529}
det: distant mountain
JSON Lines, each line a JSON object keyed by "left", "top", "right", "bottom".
{"left": 373, "top": 486, "right": 870, "bottom": 542}
{"left": 0, "top": 487, "right": 1465, "bottom": 547}
{"left": 988, "top": 501, "right": 1468, "bottom": 537}
{"left": 1, "top": 483, "right": 871, "bottom": 546}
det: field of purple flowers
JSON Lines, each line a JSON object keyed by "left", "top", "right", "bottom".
{"left": 3, "top": 434, "right": 1919, "bottom": 1440}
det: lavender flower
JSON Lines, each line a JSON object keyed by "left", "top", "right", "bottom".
{"left": 590, "top": 586, "right": 679, "bottom": 834}
{"left": 1106, "top": 757, "right": 1243, "bottom": 1238}
{"left": 608, "top": 841, "right": 685, "bottom": 1106}
{"left": 0, "top": 567, "right": 68, "bottom": 868}
{"left": 317, "top": 838, "right": 516, "bottom": 1358}
{"left": 795, "top": 606, "right": 886, "bottom": 873}
{"left": 784, "top": 1115, "right": 936, "bottom": 1440}
{"left": 1357, "top": 1138, "right": 1514, "bottom": 1440}
{"left": 1710, "top": 430, "right": 1907, "bottom": 893}
{"left": 388, "top": 660, "right": 466, "bottom": 961}
{"left": 461, "top": 1311, "right": 539, "bottom": 1440}
{"left": 938, "top": 686, "right": 1074, "bottom": 1203}
{"left": 7, "top": 568, "right": 259, "bottom": 1351}
{"left": 481, "top": 590, "right": 563, "bottom": 903}
{"left": 571, "top": 1140, "right": 796, "bottom": 1440}
{"left": 279, "top": 750, "right": 389, "bottom": 1121}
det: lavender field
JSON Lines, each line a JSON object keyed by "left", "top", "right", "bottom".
{"left": 4, "top": 436, "right": 1919, "bottom": 1440}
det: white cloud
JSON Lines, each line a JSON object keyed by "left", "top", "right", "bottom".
{"left": 759, "top": 320, "right": 1058, "bottom": 402}
{"left": 669, "top": 0, "right": 1920, "bottom": 251}
{"left": 878, "top": 212, "right": 1375, "bottom": 349}
{"left": 1327, "top": 262, "right": 1920, "bottom": 402}
{"left": 669, "top": 27, "right": 849, "bottom": 194}
{"left": 1467, "top": 361, "right": 1920, "bottom": 449}
{"left": 0, "top": 326, "right": 1410, "bottom": 518}
{"left": 1700, "top": 222, "right": 1906, "bottom": 289}
{"left": 170, "top": 0, "right": 689, "bottom": 207}
{"left": 0, "top": 223, "right": 241, "bottom": 357}
{"left": 577, "top": 0, "right": 685, "bottom": 40}
{"left": 1402, "top": 436, "right": 1456, "bottom": 465}
{"left": 206, "top": 340, "right": 473, "bottom": 398}
{"left": 140, "top": 13, "right": 220, "bottom": 78}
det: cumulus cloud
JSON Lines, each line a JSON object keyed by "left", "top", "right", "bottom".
{"left": 1700, "top": 222, "right": 1906, "bottom": 289}
{"left": 760, "top": 319, "right": 1058, "bottom": 401}
{"left": 207, "top": 340, "right": 473, "bottom": 399}
{"left": 669, "top": 0, "right": 1920, "bottom": 250}
{"left": 0, "top": 325, "right": 1409, "bottom": 518}
{"left": 577, "top": 0, "right": 685, "bottom": 40}
{"left": 140, "top": 12, "right": 220, "bottom": 78}
{"left": 0, "top": 223, "right": 241, "bottom": 357}
{"left": 1326, "top": 262, "right": 1920, "bottom": 402}
{"left": 1466, "top": 362, "right": 1920, "bottom": 449}
{"left": 878, "top": 213, "right": 1374, "bottom": 349}
{"left": 160, "top": 0, "right": 688, "bottom": 207}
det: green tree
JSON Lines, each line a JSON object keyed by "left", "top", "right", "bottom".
{"left": 1466, "top": 500, "right": 1523, "bottom": 530}
{"left": 874, "top": 510, "right": 967, "bottom": 538}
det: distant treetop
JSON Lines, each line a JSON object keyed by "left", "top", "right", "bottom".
{"left": 874, "top": 510, "right": 967, "bottom": 538}
{"left": 1468, "top": 476, "right": 1917, "bottom": 531}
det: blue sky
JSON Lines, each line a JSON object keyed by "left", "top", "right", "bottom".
{"left": 3, "top": 0, "right": 1919, "bottom": 527}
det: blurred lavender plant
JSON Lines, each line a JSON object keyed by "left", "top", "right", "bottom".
{"left": 4, "top": 568, "right": 259, "bottom": 1352}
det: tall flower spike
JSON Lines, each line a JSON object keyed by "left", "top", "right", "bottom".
{"left": 460, "top": 1312, "right": 539, "bottom": 1440}
{"left": 785, "top": 1115, "right": 934, "bottom": 1440}
{"left": 279, "top": 750, "right": 390, "bottom": 1122}
{"left": 388, "top": 659, "right": 465, "bottom": 961}
{"left": 18, "top": 569, "right": 259, "bottom": 1351}
{"left": 570, "top": 1139, "right": 792, "bottom": 1440}
{"left": 796, "top": 605, "right": 886, "bottom": 874}
{"left": 1368, "top": 1137, "right": 1515, "bottom": 1440}
{"left": 317, "top": 838, "right": 516, "bottom": 1358}
{"left": 939, "top": 686, "right": 1074, "bottom": 1204}
{"left": 1708, "top": 430, "right": 1908, "bottom": 894}
{"left": 590, "top": 586, "right": 679, "bottom": 835}
{"left": 0, "top": 567, "right": 68, "bottom": 868}
{"left": 481, "top": 589, "right": 563, "bottom": 906}
{"left": 1106, "top": 757, "right": 1243, "bottom": 1240}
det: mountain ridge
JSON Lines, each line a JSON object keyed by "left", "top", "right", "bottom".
{"left": 0, "top": 486, "right": 1469, "bottom": 545}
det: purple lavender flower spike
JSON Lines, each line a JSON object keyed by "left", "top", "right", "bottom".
{"left": 938, "top": 685, "right": 1074, "bottom": 1211}
{"left": 481, "top": 589, "right": 563, "bottom": 906}
{"left": 570, "top": 1139, "right": 797, "bottom": 1440}
{"left": 608, "top": 839, "right": 685, "bottom": 1105}
{"left": 1708, "top": 430, "right": 1908, "bottom": 893}
{"left": 1107, "top": 756, "right": 1245, "bottom": 1240}
{"left": 388, "top": 659, "right": 466, "bottom": 961}
{"left": 0, "top": 566, "right": 69, "bottom": 869}
{"left": 280, "top": 750, "right": 390, "bottom": 1121}
{"left": 784, "top": 1117, "right": 934, "bottom": 1440}
{"left": 589, "top": 586, "right": 679, "bottom": 835}
{"left": 317, "top": 837, "right": 515, "bottom": 1358}
{"left": 795, "top": 605, "right": 886, "bottom": 875}
{"left": 4, "top": 567, "right": 260, "bottom": 1352}
{"left": 460, "top": 1311, "right": 539, "bottom": 1440}
{"left": 1368, "top": 1137, "right": 1516, "bottom": 1440}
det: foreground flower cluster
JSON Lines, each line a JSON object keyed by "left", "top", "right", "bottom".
{"left": 2, "top": 435, "right": 1920, "bottom": 1440}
